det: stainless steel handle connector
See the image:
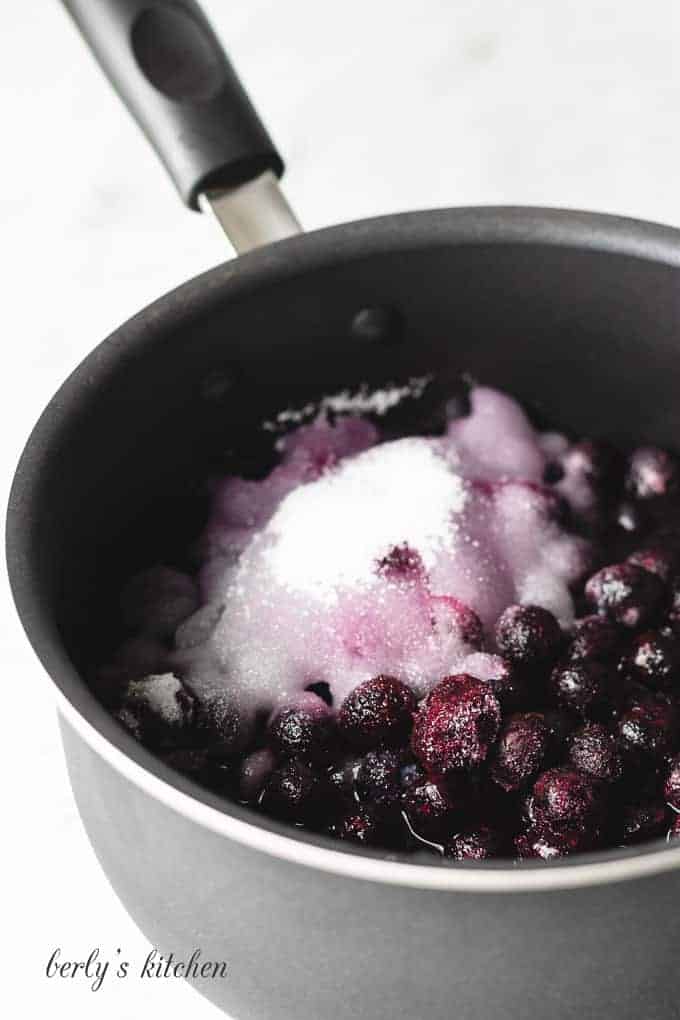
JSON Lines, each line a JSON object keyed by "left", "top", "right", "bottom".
{"left": 201, "top": 171, "right": 302, "bottom": 254}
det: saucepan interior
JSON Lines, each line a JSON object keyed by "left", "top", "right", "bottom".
{"left": 8, "top": 207, "right": 680, "bottom": 887}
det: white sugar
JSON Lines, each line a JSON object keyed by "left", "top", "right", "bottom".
{"left": 264, "top": 376, "right": 432, "bottom": 431}
{"left": 261, "top": 438, "right": 467, "bottom": 600}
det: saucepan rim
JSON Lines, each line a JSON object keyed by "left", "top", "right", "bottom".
{"left": 9, "top": 204, "right": 680, "bottom": 894}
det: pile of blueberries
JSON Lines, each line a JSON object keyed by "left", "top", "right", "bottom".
{"left": 103, "top": 442, "right": 680, "bottom": 861}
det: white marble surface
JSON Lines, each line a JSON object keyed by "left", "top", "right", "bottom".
{"left": 5, "top": 0, "right": 680, "bottom": 1015}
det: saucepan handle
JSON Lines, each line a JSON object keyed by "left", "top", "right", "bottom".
{"left": 61, "top": 0, "right": 301, "bottom": 252}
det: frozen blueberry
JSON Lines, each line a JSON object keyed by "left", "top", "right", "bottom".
{"left": 200, "top": 758, "right": 238, "bottom": 795}
{"left": 430, "top": 596, "right": 484, "bottom": 649}
{"left": 567, "top": 615, "right": 620, "bottom": 663}
{"left": 355, "top": 749, "right": 403, "bottom": 809}
{"left": 411, "top": 674, "right": 501, "bottom": 774}
{"left": 666, "top": 576, "right": 680, "bottom": 631}
{"left": 331, "top": 805, "right": 387, "bottom": 846}
{"left": 531, "top": 767, "right": 603, "bottom": 831}
{"left": 490, "top": 713, "right": 549, "bottom": 792}
{"left": 91, "top": 636, "right": 170, "bottom": 708}
{"left": 567, "top": 722, "right": 623, "bottom": 782}
{"left": 338, "top": 676, "right": 417, "bottom": 749}
{"left": 664, "top": 754, "right": 680, "bottom": 810}
{"left": 445, "top": 826, "right": 503, "bottom": 860}
{"left": 259, "top": 759, "right": 320, "bottom": 823}
{"left": 115, "top": 705, "right": 144, "bottom": 741}
{"left": 495, "top": 605, "right": 562, "bottom": 666}
{"left": 120, "top": 566, "right": 199, "bottom": 639}
{"left": 626, "top": 446, "right": 679, "bottom": 500}
{"left": 549, "top": 660, "right": 611, "bottom": 717}
{"left": 564, "top": 440, "right": 618, "bottom": 489}
{"left": 326, "top": 755, "right": 361, "bottom": 799}
{"left": 584, "top": 563, "right": 664, "bottom": 629}
{"left": 617, "top": 697, "right": 678, "bottom": 761}
{"left": 627, "top": 546, "right": 678, "bottom": 583}
{"left": 542, "top": 709, "right": 578, "bottom": 760}
{"left": 401, "top": 770, "right": 461, "bottom": 843}
{"left": 624, "top": 630, "right": 680, "bottom": 693}
{"left": 195, "top": 692, "right": 251, "bottom": 754}
{"left": 462, "top": 653, "right": 528, "bottom": 712}
{"left": 115, "top": 635, "right": 170, "bottom": 673}
{"left": 120, "top": 672, "right": 196, "bottom": 749}
{"left": 238, "top": 748, "right": 277, "bottom": 802}
{"left": 620, "top": 798, "right": 668, "bottom": 844}
{"left": 267, "top": 694, "right": 334, "bottom": 761}
{"left": 376, "top": 543, "right": 424, "bottom": 581}
{"left": 160, "top": 748, "right": 209, "bottom": 778}
{"left": 515, "top": 822, "right": 599, "bottom": 859}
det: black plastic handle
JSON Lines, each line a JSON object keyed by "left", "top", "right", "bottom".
{"left": 62, "top": 0, "right": 284, "bottom": 209}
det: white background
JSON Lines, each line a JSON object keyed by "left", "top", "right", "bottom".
{"left": 4, "top": 1, "right": 680, "bottom": 1016}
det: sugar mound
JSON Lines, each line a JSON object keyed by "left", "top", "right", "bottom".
{"left": 173, "top": 386, "right": 591, "bottom": 727}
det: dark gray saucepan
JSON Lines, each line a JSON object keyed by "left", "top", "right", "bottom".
{"left": 7, "top": 2, "right": 680, "bottom": 1018}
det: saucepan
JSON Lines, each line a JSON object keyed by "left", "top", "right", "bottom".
{"left": 7, "top": 1, "right": 680, "bottom": 1017}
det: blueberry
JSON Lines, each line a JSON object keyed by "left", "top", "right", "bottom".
{"left": 542, "top": 709, "right": 578, "bottom": 760}
{"left": 567, "top": 722, "right": 623, "bottom": 782}
{"left": 495, "top": 605, "right": 562, "bottom": 666}
{"left": 338, "top": 675, "right": 417, "bottom": 749}
{"left": 490, "top": 713, "right": 549, "bottom": 792}
{"left": 430, "top": 596, "right": 484, "bottom": 649}
{"left": 531, "top": 767, "right": 604, "bottom": 831}
{"left": 627, "top": 546, "right": 678, "bottom": 582}
{"left": 238, "top": 748, "right": 277, "bottom": 802}
{"left": 668, "top": 814, "right": 680, "bottom": 841}
{"left": 160, "top": 748, "right": 209, "bottom": 777}
{"left": 401, "top": 770, "right": 461, "bottom": 843}
{"left": 620, "top": 798, "right": 668, "bottom": 844}
{"left": 463, "top": 653, "right": 528, "bottom": 712}
{"left": 666, "top": 576, "right": 680, "bottom": 632}
{"left": 568, "top": 615, "right": 620, "bottom": 662}
{"left": 92, "top": 636, "right": 170, "bottom": 709}
{"left": 326, "top": 755, "right": 361, "bottom": 799}
{"left": 120, "top": 672, "right": 196, "bottom": 749}
{"left": 626, "top": 446, "right": 679, "bottom": 500}
{"left": 200, "top": 758, "right": 238, "bottom": 795}
{"left": 617, "top": 697, "right": 678, "bottom": 761}
{"left": 376, "top": 543, "right": 424, "bottom": 581}
{"left": 411, "top": 674, "right": 501, "bottom": 774}
{"left": 445, "top": 826, "right": 503, "bottom": 860}
{"left": 584, "top": 563, "right": 664, "bottom": 628}
{"left": 355, "top": 749, "right": 403, "bottom": 809}
{"left": 564, "top": 440, "right": 618, "bottom": 489}
{"left": 664, "top": 754, "right": 680, "bottom": 810}
{"left": 331, "top": 805, "right": 387, "bottom": 846}
{"left": 120, "top": 566, "right": 199, "bottom": 639}
{"left": 195, "top": 693, "right": 250, "bottom": 754}
{"left": 259, "top": 760, "right": 320, "bottom": 823}
{"left": 549, "top": 660, "right": 611, "bottom": 717}
{"left": 267, "top": 694, "right": 334, "bottom": 761}
{"left": 623, "top": 630, "right": 680, "bottom": 693}
{"left": 515, "top": 822, "right": 599, "bottom": 859}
